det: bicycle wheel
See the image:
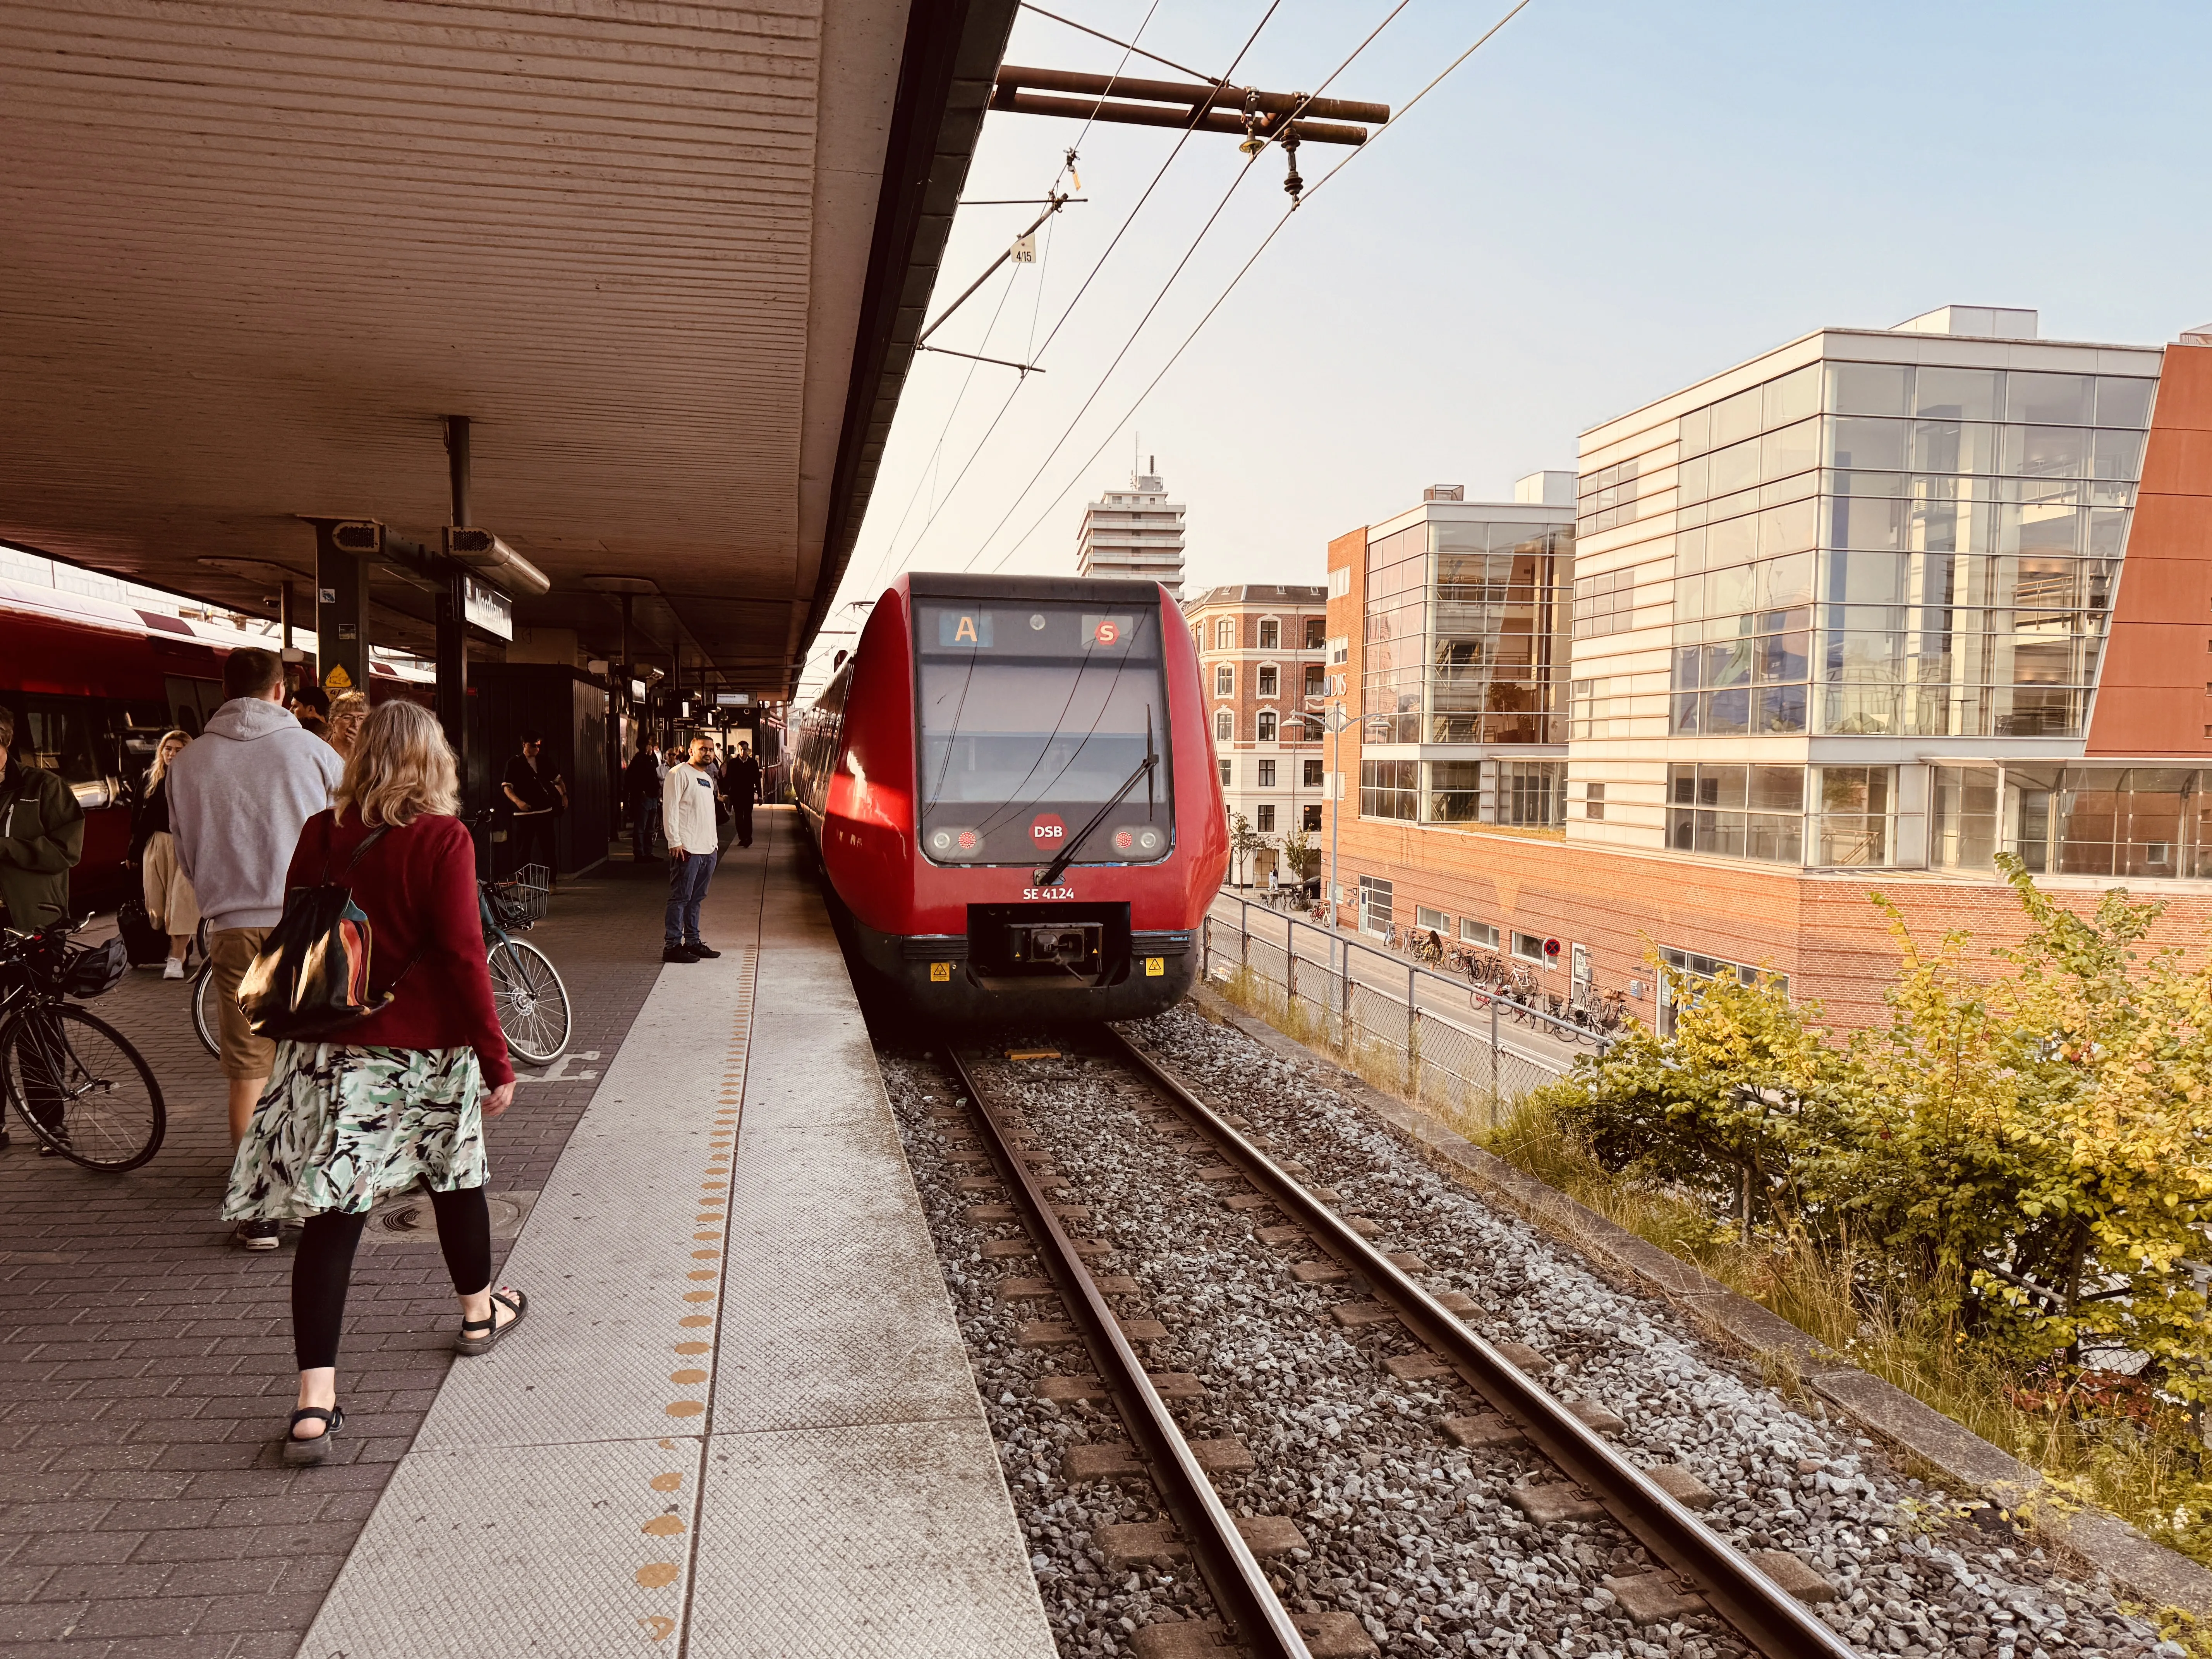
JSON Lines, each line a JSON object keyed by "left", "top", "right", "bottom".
{"left": 2, "top": 1003, "right": 165, "bottom": 1172}
{"left": 191, "top": 961, "right": 220, "bottom": 1057}
{"left": 488, "top": 939, "right": 570, "bottom": 1065}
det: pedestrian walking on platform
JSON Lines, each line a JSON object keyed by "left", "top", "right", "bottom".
{"left": 129, "top": 729, "right": 201, "bottom": 978}
{"left": 661, "top": 733, "right": 721, "bottom": 963}
{"left": 501, "top": 731, "right": 565, "bottom": 888}
{"left": 726, "top": 741, "right": 761, "bottom": 849}
{"left": 167, "top": 647, "right": 343, "bottom": 1249}
{"left": 324, "top": 690, "right": 368, "bottom": 761}
{"left": 625, "top": 739, "right": 664, "bottom": 861}
{"left": 223, "top": 701, "right": 522, "bottom": 1465}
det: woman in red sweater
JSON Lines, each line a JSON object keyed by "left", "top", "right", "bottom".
{"left": 223, "top": 700, "right": 524, "bottom": 1464}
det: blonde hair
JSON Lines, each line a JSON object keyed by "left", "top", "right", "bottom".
{"left": 146, "top": 730, "right": 191, "bottom": 790}
{"left": 335, "top": 701, "right": 459, "bottom": 828}
{"left": 325, "top": 690, "right": 370, "bottom": 756}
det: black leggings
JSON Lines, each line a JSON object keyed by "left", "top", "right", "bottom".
{"left": 292, "top": 1187, "right": 494, "bottom": 1371}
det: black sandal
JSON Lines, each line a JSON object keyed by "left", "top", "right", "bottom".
{"left": 283, "top": 1406, "right": 343, "bottom": 1466}
{"left": 455, "top": 1287, "right": 528, "bottom": 1357}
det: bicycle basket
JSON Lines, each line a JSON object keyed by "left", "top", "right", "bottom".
{"left": 488, "top": 867, "right": 551, "bottom": 929}
{"left": 61, "top": 937, "right": 129, "bottom": 999}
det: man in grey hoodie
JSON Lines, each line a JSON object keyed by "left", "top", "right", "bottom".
{"left": 168, "top": 648, "right": 343, "bottom": 1249}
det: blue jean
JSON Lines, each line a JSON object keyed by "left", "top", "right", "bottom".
{"left": 665, "top": 849, "right": 716, "bottom": 946}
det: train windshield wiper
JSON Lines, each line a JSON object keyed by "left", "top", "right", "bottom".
{"left": 1036, "top": 718, "right": 1156, "bottom": 887}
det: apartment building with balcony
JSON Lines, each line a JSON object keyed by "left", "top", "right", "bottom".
{"left": 1077, "top": 463, "right": 1186, "bottom": 599}
{"left": 1320, "top": 310, "right": 2212, "bottom": 1027}
{"left": 1184, "top": 582, "right": 1328, "bottom": 882}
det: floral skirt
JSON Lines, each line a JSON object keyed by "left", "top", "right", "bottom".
{"left": 222, "top": 1042, "right": 488, "bottom": 1221}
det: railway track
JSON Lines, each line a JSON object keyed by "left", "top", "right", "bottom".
{"left": 939, "top": 1033, "right": 1860, "bottom": 1659}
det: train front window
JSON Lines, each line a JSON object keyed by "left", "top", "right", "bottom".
{"left": 914, "top": 600, "right": 1174, "bottom": 866}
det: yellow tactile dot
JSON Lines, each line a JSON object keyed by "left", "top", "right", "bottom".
{"left": 636, "top": 1563, "right": 680, "bottom": 1589}
{"left": 672, "top": 1341, "right": 710, "bottom": 1356}
{"left": 669, "top": 1368, "right": 708, "bottom": 1385}
{"left": 691, "top": 1249, "right": 719, "bottom": 1259}
{"left": 683, "top": 1291, "right": 715, "bottom": 1303}
{"left": 692, "top": 1231, "right": 721, "bottom": 1242}
{"left": 665, "top": 1400, "right": 705, "bottom": 1417}
{"left": 642, "top": 1514, "right": 687, "bottom": 1536}
{"left": 641, "top": 1614, "right": 677, "bottom": 1641}
{"left": 649, "top": 1472, "right": 684, "bottom": 1492}
{"left": 687, "top": 1270, "right": 715, "bottom": 1282}
{"left": 678, "top": 1315, "right": 713, "bottom": 1328}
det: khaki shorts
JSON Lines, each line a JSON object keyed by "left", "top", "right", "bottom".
{"left": 210, "top": 927, "right": 274, "bottom": 1081}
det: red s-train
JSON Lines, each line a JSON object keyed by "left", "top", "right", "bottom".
{"left": 792, "top": 573, "right": 1228, "bottom": 1021}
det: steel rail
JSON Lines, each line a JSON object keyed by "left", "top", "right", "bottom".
{"left": 941, "top": 1047, "right": 1312, "bottom": 1659}
{"left": 1099, "top": 1026, "right": 1863, "bottom": 1659}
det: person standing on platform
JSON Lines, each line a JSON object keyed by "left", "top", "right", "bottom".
{"left": 726, "top": 742, "right": 761, "bottom": 849}
{"left": 222, "top": 701, "right": 523, "bottom": 1465}
{"left": 624, "top": 740, "right": 664, "bottom": 862}
{"left": 130, "top": 729, "right": 201, "bottom": 978}
{"left": 0, "top": 707, "right": 86, "bottom": 934}
{"left": 500, "top": 732, "right": 566, "bottom": 891}
{"left": 167, "top": 648, "right": 343, "bottom": 1249}
{"left": 661, "top": 733, "right": 722, "bottom": 964}
{"left": 325, "top": 691, "right": 368, "bottom": 761}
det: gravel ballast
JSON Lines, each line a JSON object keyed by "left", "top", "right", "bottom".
{"left": 882, "top": 1006, "right": 2178, "bottom": 1659}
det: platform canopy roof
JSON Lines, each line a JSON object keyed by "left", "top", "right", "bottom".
{"left": 0, "top": 0, "right": 1016, "bottom": 696}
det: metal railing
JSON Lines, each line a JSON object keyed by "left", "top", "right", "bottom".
{"left": 1200, "top": 895, "right": 1616, "bottom": 1130}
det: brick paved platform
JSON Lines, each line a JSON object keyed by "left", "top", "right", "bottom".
{"left": 0, "top": 846, "right": 670, "bottom": 1657}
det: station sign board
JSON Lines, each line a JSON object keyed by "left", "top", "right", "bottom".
{"left": 463, "top": 575, "right": 512, "bottom": 641}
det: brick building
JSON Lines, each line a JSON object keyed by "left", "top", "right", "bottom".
{"left": 1321, "top": 310, "right": 2212, "bottom": 1029}
{"left": 1183, "top": 582, "right": 1328, "bottom": 884}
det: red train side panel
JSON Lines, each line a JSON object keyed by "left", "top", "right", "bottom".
{"left": 795, "top": 573, "right": 1226, "bottom": 1021}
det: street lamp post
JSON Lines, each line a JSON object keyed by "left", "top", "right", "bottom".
{"left": 1287, "top": 699, "right": 1354, "bottom": 930}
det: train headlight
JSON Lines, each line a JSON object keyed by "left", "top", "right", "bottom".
{"left": 928, "top": 826, "right": 983, "bottom": 860}
{"left": 1110, "top": 825, "right": 1165, "bottom": 858}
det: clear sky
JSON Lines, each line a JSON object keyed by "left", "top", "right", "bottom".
{"left": 816, "top": 0, "right": 2211, "bottom": 680}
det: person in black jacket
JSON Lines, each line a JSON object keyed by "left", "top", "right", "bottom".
{"left": 0, "top": 707, "right": 86, "bottom": 935}
{"left": 726, "top": 742, "right": 762, "bottom": 849}
{"left": 500, "top": 732, "right": 566, "bottom": 888}
{"left": 623, "top": 741, "right": 664, "bottom": 862}
{"left": 129, "top": 729, "right": 201, "bottom": 978}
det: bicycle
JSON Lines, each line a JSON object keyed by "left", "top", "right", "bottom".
{"left": 0, "top": 921, "right": 165, "bottom": 1171}
{"left": 480, "top": 863, "right": 571, "bottom": 1065}
{"left": 191, "top": 919, "right": 219, "bottom": 1057}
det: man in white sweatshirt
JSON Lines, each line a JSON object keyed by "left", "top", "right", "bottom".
{"left": 167, "top": 649, "right": 343, "bottom": 1247}
{"left": 661, "top": 733, "right": 722, "bottom": 964}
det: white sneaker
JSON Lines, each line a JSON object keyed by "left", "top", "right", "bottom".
{"left": 162, "top": 958, "right": 186, "bottom": 980}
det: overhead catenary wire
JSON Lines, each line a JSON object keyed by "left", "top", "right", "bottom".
{"left": 960, "top": 0, "right": 1427, "bottom": 575}
{"left": 979, "top": 0, "right": 1535, "bottom": 576}
{"left": 868, "top": 0, "right": 1291, "bottom": 589}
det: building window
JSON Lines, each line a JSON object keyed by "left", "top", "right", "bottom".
{"left": 1425, "top": 760, "right": 1482, "bottom": 823}
{"left": 1304, "top": 664, "right": 1325, "bottom": 698}
{"left": 1814, "top": 766, "right": 1894, "bottom": 866}
{"left": 1302, "top": 803, "right": 1323, "bottom": 831}
{"left": 1258, "top": 759, "right": 1276, "bottom": 787}
{"left": 1219, "top": 758, "right": 1233, "bottom": 787}
{"left": 1303, "top": 758, "right": 1324, "bottom": 787}
{"left": 1584, "top": 781, "right": 1606, "bottom": 821}
{"left": 1259, "top": 619, "right": 1280, "bottom": 649}
{"left": 1216, "top": 618, "right": 1236, "bottom": 649}
{"left": 1257, "top": 665, "right": 1279, "bottom": 697}
{"left": 1257, "top": 711, "right": 1278, "bottom": 742}
{"left": 1512, "top": 931, "right": 1547, "bottom": 963}
{"left": 1190, "top": 624, "right": 1202, "bottom": 653}
{"left": 1357, "top": 874, "right": 1393, "bottom": 937}
{"left": 1666, "top": 764, "right": 1805, "bottom": 863}
{"left": 1415, "top": 904, "right": 1451, "bottom": 935}
{"left": 1657, "top": 947, "right": 1789, "bottom": 1037}
{"left": 1932, "top": 763, "right": 2212, "bottom": 879}
{"left": 1460, "top": 919, "right": 1499, "bottom": 949}
{"left": 1305, "top": 617, "right": 1326, "bottom": 649}
{"left": 1215, "top": 709, "right": 1233, "bottom": 742}
{"left": 1497, "top": 760, "right": 1566, "bottom": 827}
{"left": 1215, "top": 664, "right": 1233, "bottom": 696}
{"left": 1255, "top": 804, "right": 1276, "bottom": 832}
{"left": 1329, "top": 634, "right": 1349, "bottom": 665}
{"left": 1360, "top": 759, "right": 1417, "bottom": 821}
{"left": 1329, "top": 566, "right": 1351, "bottom": 599}
{"left": 1573, "top": 567, "right": 1642, "bottom": 638}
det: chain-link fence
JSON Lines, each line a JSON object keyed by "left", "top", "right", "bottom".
{"left": 1200, "top": 896, "right": 1614, "bottom": 1134}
